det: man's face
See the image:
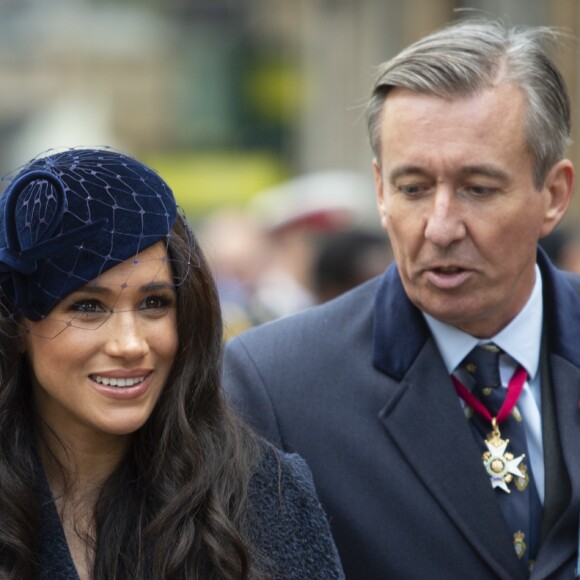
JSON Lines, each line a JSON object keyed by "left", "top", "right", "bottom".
{"left": 374, "top": 85, "right": 572, "bottom": 337}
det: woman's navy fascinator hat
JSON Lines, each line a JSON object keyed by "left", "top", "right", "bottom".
{"left": 0, "top": 148, "right": 178, "bottom": 320}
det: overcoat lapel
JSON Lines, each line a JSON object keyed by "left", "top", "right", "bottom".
{"left": 553, "top": 355, "right": 580, "bottom": 534}
{"left": 531, "top": 354, "right": 580, "bottom": 578}
{"left": 378, "top": 338, "right": 525, "bottom": 579}
{"left": 372, "top": 266, "right": 525, "bottom": 578}
{"left": 531, "top": 249, "right": 580, "bottom": 576}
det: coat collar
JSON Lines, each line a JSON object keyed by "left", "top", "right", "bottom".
{"left": 372, "top": 262, "right": 429, "bottom": 379}
{"left": 372, "top": 246, "right": 580, "bottom": 379}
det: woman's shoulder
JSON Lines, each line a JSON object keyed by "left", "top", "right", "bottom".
{"left": 248, "top": 444, "right": 344, "bottom": 579}
{"left": 251, "top": 443, "right": 315, "bottom": 493}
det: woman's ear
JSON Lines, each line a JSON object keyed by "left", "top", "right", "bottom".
{"left": 17, "top": 324, "right": 29, "bottom": 354}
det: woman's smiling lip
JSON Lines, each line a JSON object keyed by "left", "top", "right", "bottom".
{"left": 89, "top": 370, "right": 153, "bottom": 398}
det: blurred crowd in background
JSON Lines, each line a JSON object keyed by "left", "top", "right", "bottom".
{"left": 0, "top": 0, "right": 579, "bottom": 337}
{"left": 199, "top": 171, "right": 393, "bottom": 337}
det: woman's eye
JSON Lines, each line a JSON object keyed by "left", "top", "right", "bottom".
{"left": 142, "top": 294, "right": 173, "bottom": 310}
{"left": 69, "top": 300, "right": 106, "bottom": 315}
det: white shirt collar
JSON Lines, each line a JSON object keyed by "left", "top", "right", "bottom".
{"left": 423, "top": 265, "right": 542, "bottom": 379}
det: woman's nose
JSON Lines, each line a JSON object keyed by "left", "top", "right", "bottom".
{"left": 103, "top": 310, "right": 150, "bottom": 360}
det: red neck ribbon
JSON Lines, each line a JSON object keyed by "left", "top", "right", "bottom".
{"left": 451, "top": 366, "right": 527, "bottom": 424}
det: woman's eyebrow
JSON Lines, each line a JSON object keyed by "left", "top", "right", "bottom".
{"left": 140, "top": 281, "right": 177, "bottom": 293}
{"left": 69, "top": 285, "right": 111, "bottom": 297}
{"left": 70, "top": 281, "right": 175, "bottom": 297}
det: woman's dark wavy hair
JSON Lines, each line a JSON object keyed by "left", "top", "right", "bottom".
{"left": 0, "top": 213, "right": 262, "bottom": 579}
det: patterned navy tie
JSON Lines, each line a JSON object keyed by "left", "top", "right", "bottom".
{"left": 462, "top": 344, "right": 542, "bottom": 573}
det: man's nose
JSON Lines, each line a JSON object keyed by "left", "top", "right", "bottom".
{"left": 423, "top": 188, "right": 466, "bottom": 247}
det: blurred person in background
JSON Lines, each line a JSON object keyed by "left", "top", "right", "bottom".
{"left": 203, "top": 171, "right": 380, "bottom": 335}
{"left": 539, "top": 226, "right": 580, "bottom": 274}
{"left": 199, "top": 208, "right": 275, "bottom": 338}
{"left": 223, "top": 19, "right": 580, "bottom": 579}
{"left": 0, "top": 148, "right": 343, "bottom": 579}
{"left": 251, "top": 208, "right": 350, "bottom": 319}
{"left": 248, "top": 171, "right": 377, "bottom": 322}
{"left": 311, "top": 228, "right": 392, "bottom": 303}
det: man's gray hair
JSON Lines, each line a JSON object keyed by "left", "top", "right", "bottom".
{"left": 366, "top": 19, "right": 572, "bottom": 189}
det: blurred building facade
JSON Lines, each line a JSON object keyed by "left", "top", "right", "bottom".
{"left": 0, "top": 0, "right": 577, "bottom": 218}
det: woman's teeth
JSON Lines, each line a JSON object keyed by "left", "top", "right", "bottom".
{"left": 92, "top": 375, "right": 146, "bottom": 387}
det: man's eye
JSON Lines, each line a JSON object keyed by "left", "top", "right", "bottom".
{"left": 397, "top": 183, "right": 430, "bottom": 196}
{"left": 463, "top": 185, "right": 499, "bottom": 196}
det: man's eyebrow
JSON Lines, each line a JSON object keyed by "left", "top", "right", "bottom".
{"left": 459, "top": 165, "right": 510, "bottom": 182}
{"left": 389, "top": 165, "right": 429, "bottom": 183}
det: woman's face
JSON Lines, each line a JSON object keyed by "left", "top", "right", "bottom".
{"left": 24, "top": 242, "right": 178, "bottom": 442}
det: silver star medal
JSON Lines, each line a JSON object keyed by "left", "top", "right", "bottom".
{"left": 482, "top": 420, "right": 525, "bottom": 493}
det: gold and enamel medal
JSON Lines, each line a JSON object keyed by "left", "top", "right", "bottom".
{"left": 482, "top": 418, "right": 525, "bottom": 493}
{"left": 452, "top": 366, "right": 528, "bottom": 493}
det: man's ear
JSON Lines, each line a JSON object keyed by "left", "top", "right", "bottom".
{"left": 373, "top": 159, "right": 388, "bottom": 230}
{"left": 540, "top": 159, "right": 574, "bottom": 237}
